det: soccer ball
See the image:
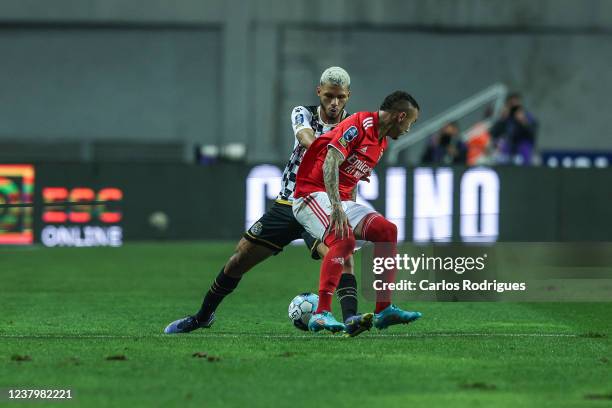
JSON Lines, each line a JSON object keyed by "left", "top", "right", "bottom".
{"left": 288, "top": 293, "right": 319, "bottom": 331}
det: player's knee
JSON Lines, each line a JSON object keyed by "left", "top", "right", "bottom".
{"left": 342, "top": 255, "right": 355, "bottom": 275}
{"left": 224, "top": 240, "right": 254, "bottom": 276}
{"left": 384, "top": 221, "right": 398, "bottom": 242}
{"left": 337, "top": 234, "right": 356, "bottom": 256}
{"left": 346, "top": 255, "right": 354, "bottom": 268}
{"left": 324, "top": 231, "right": 355, "bottom": 258}
{"left": 370, "top": 218, "right": 397, "bottom": 243}
{"left": 327, "top": 231, "right": 354, "bottom": 246}
{"left": 316, "top": 242, "right": 328, "bottom": 258}
{"left": 225, "top": 252, "right": 245, "bottom": 277}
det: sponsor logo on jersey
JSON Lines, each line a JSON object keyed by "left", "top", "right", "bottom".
{"left": 344, "top": 153, "right": 373, "bottom": 180}
{"left": 250, "top": 221, "right": 263, "bottom": 236}
{"left": 342, "top": 126, "right": 359, "bottom": 142}
{"left": 359, "top": 146, "right": 368, "bottom": 154}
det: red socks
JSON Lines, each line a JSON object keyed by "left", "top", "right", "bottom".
{"left": 360, "top": 214, "right": 398, "bottom": 313}
{"left": 314, "top": 214, "right": 399, "bottom": 315}
{"left": 316, "top": 228, "right": 356, "bottom": 314}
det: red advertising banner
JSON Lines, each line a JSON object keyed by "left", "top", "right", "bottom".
{"left": 0, "top": 164, "right": 34, "bottom": 245}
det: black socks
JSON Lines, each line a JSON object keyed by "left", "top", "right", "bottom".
{"left": 195, "top": 267, "right": 241, "bottom": 322}
{"left": 336, "top": 273, "right": 358, "bottom": 322}
{"left": 195, "top": 268, "right": 357, "bottom": 324}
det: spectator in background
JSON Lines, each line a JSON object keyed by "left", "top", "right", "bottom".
{"left": 421, "top": 122, "right": 467, "bottom": 165}
{"left": 465, "top": 106, "right": 493, "bottom": 166}
{"left": 490, "top": 92, "right": 538, "bottom": 165}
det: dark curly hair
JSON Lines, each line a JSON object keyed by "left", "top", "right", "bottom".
{"left": 380, "top": 91, "right": 420, "bottom": 112}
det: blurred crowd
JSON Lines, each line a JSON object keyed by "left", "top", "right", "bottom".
{"left": 421, "top": 92, "right": 538, "bottom": 166}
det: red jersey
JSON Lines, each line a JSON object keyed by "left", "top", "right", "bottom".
{"left": 294, "top": 111, "right": 387, "bottom": 201}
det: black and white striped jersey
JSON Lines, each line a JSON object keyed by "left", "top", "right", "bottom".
{"left": 276, "top": 105, "right": 349, "bottom": 204}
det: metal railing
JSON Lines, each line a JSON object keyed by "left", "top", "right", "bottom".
{"left": 386, "top": 83, "right": 508, "bottom": 164}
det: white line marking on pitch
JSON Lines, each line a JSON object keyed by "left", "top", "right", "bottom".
{"left": 0, "top": 333, "right": 581, "bottom": 340}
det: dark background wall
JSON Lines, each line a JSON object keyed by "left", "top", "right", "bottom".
{"left": 0, "top": 0, "right": 610, "bottom": 163}
{"left": 0, "top": 27, "right": 221, "bottom": 145}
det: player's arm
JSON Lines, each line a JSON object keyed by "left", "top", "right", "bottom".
{"left": 323, "top": 148, "right": 350, "bottom": 238}
{"left": 296, "top": 128, "right": 316, "bottom": 148}
{"left": 351, "top": 185, "right": 358, "bottom": 202}
{"left": 291, "top": 107, "right": 315, "bottom": 148}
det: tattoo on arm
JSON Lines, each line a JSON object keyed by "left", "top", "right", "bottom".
{"left": 323, "top": 148, "right": 345, "bottom": 207}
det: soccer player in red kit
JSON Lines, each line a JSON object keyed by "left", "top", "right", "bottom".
{"left": 293, "top": 91, "right": 423, "bottom": 332}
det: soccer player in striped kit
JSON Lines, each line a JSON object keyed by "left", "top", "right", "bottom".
{"left": 165, "top": 67, "right": 373, "bottom": 336}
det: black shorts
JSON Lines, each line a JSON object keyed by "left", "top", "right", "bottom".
{"left": 244, "top": 201, "right": 322, "bottom": 260}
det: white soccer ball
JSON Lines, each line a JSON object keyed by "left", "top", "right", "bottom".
{"left": 288, "top": 293, "right": 319, "bottom": 331}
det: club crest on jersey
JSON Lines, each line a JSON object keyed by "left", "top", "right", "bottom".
{"left": 342, "top": 126, "right": 359, "bottom": 143}
{"left": 250, "top": 222, "right": 263, "bottom": 236}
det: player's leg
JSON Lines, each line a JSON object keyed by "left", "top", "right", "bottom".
{"left": 309, "top": 228, "right": 355, "bottom": 332}
{"left": 293, "top": 193, "right": 354, "bottom": 332}
{"left": 354, "top": 213, "right": 397, "bottom": 313}
{"left": 336, "top": 256, "right": 359, "bottom": 320}
{"left": 317, "top": 231, "right": 355, "bottom": 313}
{"left": 198, "top": 202, "right": 304, "bottom": 316}
{"left": 164, "top": 238, "right": 275, "bottom": 334}
{"left": 332, "top": 254, "right": 374, "bottom": 337}
{"left": 191, "top": 238, "right": 274, "bottom": 323}
{"left": 353, "top": 212, "right": 422, "bottom": 329}
{"left": 164, "top": 203, "right": 300, "bottom": 334}
{"left": 303, "top": 232, "right": 371, "bottom": 336}
{"left": 310, "top": 241, "right": 358, "bottom": 322}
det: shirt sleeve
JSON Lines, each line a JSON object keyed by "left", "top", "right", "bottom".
{"left": 291, "top": 106, "right": 313, "bottom": 136}
{"left": 327, "top": 122, "right": 361, "bottom": 159}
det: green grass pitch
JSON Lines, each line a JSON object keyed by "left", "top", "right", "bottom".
{"left": 1, "top": 242, "right": 610, "bottom": 407}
